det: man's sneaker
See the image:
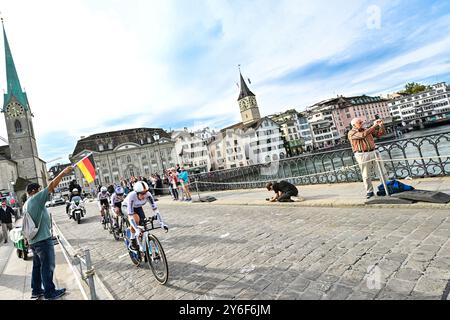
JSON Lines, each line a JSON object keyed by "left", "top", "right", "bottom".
{"left": 31, "top": 292, "right": 44, "bottom": 300}
{"left": 366, "top": 192, "right": 375, "bottom": 199}
{"left": 46, "top": 288, "right": 66, "bottom": 300}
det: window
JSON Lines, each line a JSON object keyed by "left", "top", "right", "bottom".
{"left": 15, "top": 120, "right": 22, "bottom": 133}
{"left": 98, "top": 144, "right": 104, "bottom": 152}
{"left": 127, "top": 155, "right": 132, "bottom": 163}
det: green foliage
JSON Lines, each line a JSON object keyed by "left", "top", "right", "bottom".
{"left": 399, "top": 82, "right": 432, "bottom": 95}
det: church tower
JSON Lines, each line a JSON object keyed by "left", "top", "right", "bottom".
{"left": 1, "top": 19, "right": 46, "bottom": 186}
{"left": 238, "top": 70, "right": 261, "bottom": 125}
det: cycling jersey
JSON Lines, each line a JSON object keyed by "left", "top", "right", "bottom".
{"left": 97, "top": 192, "right": 110, "bottom": 209}
{"left": 110, "top": 193, "right": 125, "bottom": 206}
{"left": 124, "top": 191, "right": 157, "bottom": 216}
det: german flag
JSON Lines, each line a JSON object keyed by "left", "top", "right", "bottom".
{"left": 76, "top": 154, "right": 96, "bottom": 184}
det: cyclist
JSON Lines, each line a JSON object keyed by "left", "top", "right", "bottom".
{"left": 110, "top": 186, "right": 126, "bottom": 229}
{"left": 97, "top": 186, "right": 110, "bottom": 224}
{"left": 123, "top": 181, "right": 168, "bottom": 251}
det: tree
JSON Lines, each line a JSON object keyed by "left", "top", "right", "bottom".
{"left": 399, "top": 82, "right": 432, "bottom": 95}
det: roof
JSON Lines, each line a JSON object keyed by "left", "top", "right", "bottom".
{"left": 72, "top": 128, "right": 171, "bottom": 157}
{"left": 220, "top": 117, "right": 274, "bottom": 134}
{"left": 0, "top": 145, "right": 12, "bottom": 161}
{"left": 2, "top": 21, "right": 30, "bottom": 111}
{"left": 308, "top": 95, "right": 387, "bottom": 111}
{"left": 238, "top": 72, "right": 255, "bottom": 101}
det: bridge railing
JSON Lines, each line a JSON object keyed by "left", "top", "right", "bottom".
{"left": 192, "top": 130, "right": 450, "bottom": 191}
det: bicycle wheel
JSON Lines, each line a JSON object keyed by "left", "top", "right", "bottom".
{"left": 146, "top": 234, "right": 169, "bottom": 285}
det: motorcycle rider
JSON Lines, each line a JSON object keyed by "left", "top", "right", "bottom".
{"left": 68, "top": 189, "right": 83, "bottom": 220}
{"left": 110, "top": 186, "right": 126, "bottom": 229}
{"left": 66, "top": 179, "right": 82, "bottom": 215}
{"left": 123, "top": 181, "right": 168, "bottom": 251}
{"left": 97, "top": 186, "right": 110, "bottom": 224}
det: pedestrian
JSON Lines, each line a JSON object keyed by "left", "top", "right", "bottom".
{"left": 0, "top": 200, "right": 14, "bottom": 243}
{"left": 178, "top": 167, "right": 192, "bottom": 201}
{"left": 24, "top": 165, "right": 73, "bottom": 300}
{"left": 266, "top": 181, "right": 302, "bottom": 202}
{"left": 348, "top": 118, "right": 388, "bottom": 199}
{"left": 170, "top": 169, "right": 179, "bottom": 200}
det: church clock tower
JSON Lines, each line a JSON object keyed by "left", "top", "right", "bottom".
{"left": 238, "top": 70, "right": 261, "bottom": 125}
{"left": 1, "top": 19, "right": 46, "bottom": 186}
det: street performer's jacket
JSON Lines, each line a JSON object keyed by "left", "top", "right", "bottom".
{"left": 348, "top": 125, "right": 385, "bottom": 153}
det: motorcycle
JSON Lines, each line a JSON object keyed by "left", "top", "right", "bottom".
{"left": 67, "top": 197, "right": 86, "bottom": 224}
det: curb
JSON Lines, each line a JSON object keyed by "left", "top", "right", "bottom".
{"left": 159, "top": 200, "right": 450, "bottom": 210}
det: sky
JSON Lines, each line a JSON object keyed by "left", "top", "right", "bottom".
{"left": 0, "top": 0, "right": 450, "bottom": 166}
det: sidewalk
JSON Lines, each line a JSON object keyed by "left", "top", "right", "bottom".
{"left": 159, "top": 176, "right": 450, "bottom": 209}
{"left": 0, "top": 219, "right": 85, "bottom": 300}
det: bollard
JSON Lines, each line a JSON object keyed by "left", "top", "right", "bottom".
{"left": 195, "top": 179, "right": 201, "bottom": 202}
{"left": 84, "top": 249, "right": 97, "bottom": 300}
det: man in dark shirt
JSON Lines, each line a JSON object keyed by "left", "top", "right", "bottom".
{"left": 266, "top": 181, "right": 300, "bottom": 203}
{"left": 0, "top": 200, "right": 15, "bottom": 243}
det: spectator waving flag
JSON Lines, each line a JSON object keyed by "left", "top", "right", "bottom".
{"left": 74, "top": 153, "right": 96, "bottom": 184}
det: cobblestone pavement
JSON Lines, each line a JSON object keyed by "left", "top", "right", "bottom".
{"left": 50, "top": 201, "right": 450, "bottom": 300}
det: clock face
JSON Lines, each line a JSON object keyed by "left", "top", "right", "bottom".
{"left": 6, "top": 102, "right": 24, "bottom": 118}
{"left": 240, "top": 100, "right": 248, "bottom": 112}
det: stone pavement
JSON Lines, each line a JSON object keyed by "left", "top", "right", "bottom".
{"left": 0, "top": 218, "right": 85, "bottom": 300}
{"left": 51, "top": 200, "right": 450, "bottom": 300}
{"left": 165, "top": 176, "right": 450, "bottom": 209}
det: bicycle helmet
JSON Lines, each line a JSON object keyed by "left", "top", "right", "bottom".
{"left": 72, "top": 189, "right": 79, "bottom": 194}
{"left": 133, "top": 181, "right": 149, "bottom": 193}
{"left": 115, "top": 186, "right": 124, "bottom": 196}
{"left": 101, "top": 186, "right": 108, "bottom": 193}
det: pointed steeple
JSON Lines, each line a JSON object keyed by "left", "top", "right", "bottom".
{"left": 238, "top": 69, "right": 255, "bottom": 101}
{"left": 2, "top": 19, "right": 30, "bottom": 111}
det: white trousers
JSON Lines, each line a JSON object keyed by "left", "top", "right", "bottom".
{"left": 354, "top": 150, "right": 388, "bottom": 194}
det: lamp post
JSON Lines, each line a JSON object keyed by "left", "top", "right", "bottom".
{"left": 153, "top": 131, "right": 165, "bottom": 173}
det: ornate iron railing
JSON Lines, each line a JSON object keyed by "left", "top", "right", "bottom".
{"left": 192, "top": 130, "right": 450, "bottom": 191}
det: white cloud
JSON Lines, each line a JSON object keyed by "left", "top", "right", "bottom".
{"left": 0, "top": 0, "right": 449, "bottom": 160}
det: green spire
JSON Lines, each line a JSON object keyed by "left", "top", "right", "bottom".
{"left": 2, "top": 19, "right": 30, "bottom": 111}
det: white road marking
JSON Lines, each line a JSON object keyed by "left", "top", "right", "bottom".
{"left": 199, "top": 220, "right": 208, "bottom": 225}
{"left": 220, "top": 233, "right": 230, "bottom": 239}
{"left": 240, "top": 265, "right": 256, "bottom": 274}
{"left": 118, "top": 253, "right": 128, "bottom": 260}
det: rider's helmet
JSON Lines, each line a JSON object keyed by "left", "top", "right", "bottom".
{"left": 72, "top": 189, "right": 79, "bottom": 194}
{"left": 101, "top": 186, "right": 108, "bottom": 193}
{"left": 133, "top": 181, "right": 149, "bottom": 194}
{"left": 115, "top": 186, "right": 124, "bottom": 196}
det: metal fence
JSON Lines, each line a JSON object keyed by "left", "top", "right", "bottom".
{"left": 192, "top": 130, "right": 450, "bottom": 191}
{"left": 52, "top": 222, "right": 98, "bottom": 300}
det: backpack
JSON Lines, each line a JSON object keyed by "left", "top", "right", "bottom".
{"left": 377, "top": 179, "right": 414, "bottom": 196}
{"left": 22, "top": 200, "right": 44, "bottom": 241}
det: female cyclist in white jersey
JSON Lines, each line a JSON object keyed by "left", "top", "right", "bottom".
{"left": 122, "top": 181, "right": 168, "bottom": 250}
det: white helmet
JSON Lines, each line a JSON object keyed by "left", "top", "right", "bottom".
{"left": 101, "top": 187, "right": 108, "bottom": 193}
{"left": 133, "top": 181, "right": 149, "bottom": 193}
{"left": 72, "top": 189, "right": 79, "bottom": 194}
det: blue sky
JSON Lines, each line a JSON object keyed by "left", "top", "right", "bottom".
{"left": 0, "top": 0, "right": 450, "bottom": 166}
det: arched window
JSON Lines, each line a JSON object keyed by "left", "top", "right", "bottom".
{"left": 15, "top": 120, "right": 22, "bottom": 133}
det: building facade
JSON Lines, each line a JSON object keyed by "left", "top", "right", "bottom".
{"left": 70, "top": 128, "right": 176, "bottom": 190}
{"left": 208, "top": 71, "right": 287, "bottom": 170}
{"left": 48, "top": 163, "right": 76, "bottom": 193}
{"left": 389, "top": 82, "right": 450, "bottom": 128}
{"left": 172, "top": 130, "right": 211, "bottom": 173}
{"left": 306, "top": 95, "right": 391, "bottom": 149}
{"left": 270, "top": 109, "right": 305, "bottom": 156}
